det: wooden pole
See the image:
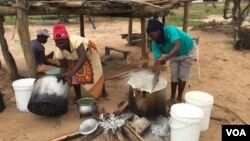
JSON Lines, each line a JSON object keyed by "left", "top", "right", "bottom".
{"left": 140, "top": 18, "right": 147, "bottom": 58}
{"left": 162, "top": 15, "right": 166, "bottom": 25}
{"left": 0, "top": 16, "right": 19, "bottom": 80}
{"left": 80, "top": 15, "right": 85, "bottom": 37}
{"left": 182, "top": 1, "right": 189, "bottom": 32}
{"left": 128, "top": 17, "right": 133, "bottom": 46}
{"left": 16, "top": 0, "right": 37, "bottom": 77}
{"left": 140, "top": 18, "right": 148, "bottom": 67}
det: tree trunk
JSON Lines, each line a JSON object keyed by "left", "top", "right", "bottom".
{"left": 140, "top": 18, "right": 148, "bottom": 68}
{"left": 79, "top": 15, "right": 85, "bottom": 37}
{"left": 16, "top": 0, "right": 37, "bottom": 77}
{"left": 0, "top": 16, "right": 19, "bottom": 80}
{"left": 239, "top": 25, "right": 250, "bottom": 49}
{"left": 182, "top": 1, "right": 189, "bottom": 32}
{"left": 128, "top": 17, "right": 133, "bottom": 46}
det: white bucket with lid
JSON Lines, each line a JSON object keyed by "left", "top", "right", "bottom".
{"left": 170, "top": 103, "right": 204, "bottom": 141}
{"left": 12, "top": 78, "right": 35, "bottom": 112}
{"left": 185, "top": 91, "right": 214, "bottom": 131}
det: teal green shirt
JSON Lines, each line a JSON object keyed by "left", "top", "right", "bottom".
{"left": 151, "top": 26, "right": 194, "bottom": 59}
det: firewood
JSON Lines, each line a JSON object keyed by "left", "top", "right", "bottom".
{"left": 50, "top": 131, "right": 82, "bottom": 141}
{"left": 105, "top": 69, "right": 141, "bottom": 81}
{"left": 51, "top": 126, "right": 103, "bottom": 141}
{"left": 82, "top": 127, "right": 103, "bottom": 141}
{"left": 123, "top": 126, "right": 140, "bottom": 141}
{"left": 107, "top": 130, "right": 113, "bottom": 141}
{"left": 125, "top": 124, "right": 145, "bottom": 141}
{"left": 131, "top": 116, "right": 151, "bottom": 135}
{"left": 116, "top": 100, "right": 129, "bottom": 115}
{"left": 116, "top": 129, "right": 126, "bottom": 141}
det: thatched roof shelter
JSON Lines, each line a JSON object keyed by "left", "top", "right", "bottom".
{"left": 0, "top": 0, "right": 190, "bottom": 79}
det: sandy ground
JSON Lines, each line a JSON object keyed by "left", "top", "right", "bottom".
{"left": 0, "top": 18, "right": 250, "bottom": 141}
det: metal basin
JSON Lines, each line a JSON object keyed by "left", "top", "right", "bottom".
{"left": 77, "top": 97, "right": 96, "bottom": 115}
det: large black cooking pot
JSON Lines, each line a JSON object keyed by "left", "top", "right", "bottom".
{"left": 28, "top": 76, "right": 70, "bottom": 117}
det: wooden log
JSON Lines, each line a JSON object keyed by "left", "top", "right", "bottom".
{"left": 56, "top": 1, "right": 84, "bottom": 7}
{"left": 104, "top": 129, "right": 113, "bottom": 141}
{"left": 116, "top": 129, "right": 126, "bottom": 141}
{"left": 182, "top": 1, "right": 189, "bottom": 32}
{"left": 162, "top": 15, "right": 166, "bottom": 25}
{"left": 104, "top": 68, "right": 141, "bottom": 81}
{"left": 115, "top": 100, "right": 129, "bottom": 115}
{"left": 130, "top": 116, "right": 151, "bottom": 135}
{"left": 239, "top": 25, "right": 250, "bottom": 49}
{"left": 50, "top": 131, "right": 82, "bottom": 141}
{"left": 0, "top": 16, "right": 19, "bottom": 80}
{"left": 16, "top": 0, "right": 37, "bottom": 77}
{"left": 140, "top": 18, "right": 147, "bottom": 58}
{"left": 128, "top": 17, "right": 133, "bottom": 46}
{"left": 0, "top": 5, "right": 173, "bottom": 17}
{"left": 50, "top": 127, "right": 103, "bottom": 141}
{"left": 152, "top": 0, "right": 171, "bottom": 5}
{"left": 123, "top": 126, "right": 140, "bottom": 141}
{"left": 128, "top": 0, "right": 164, "bottom": 9}
{"left": 0, "top": 5, "right": 132, "bottom": 16}
{"left": 125, "top": 124, "right": 145, "bottom": 141}
{"left": 140, "top": 17, "right": 149, "bottom": 68}
{"left": 83, "top": 127, "right": 103, "bottom": 141}
{"left": 80, "top": 15, "right": 85, "bottom": 37}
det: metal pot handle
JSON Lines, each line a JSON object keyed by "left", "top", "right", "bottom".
{"left": 56, "top": 76, "right": 67, "bottom": 84}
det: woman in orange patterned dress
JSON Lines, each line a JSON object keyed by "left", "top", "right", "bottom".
{"left": 53, "top": 24, "right": 105, "bottom": 102}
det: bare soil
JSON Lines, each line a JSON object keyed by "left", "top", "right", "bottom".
{"left": 0, "top": 18, "right": 250, "bottom": 141}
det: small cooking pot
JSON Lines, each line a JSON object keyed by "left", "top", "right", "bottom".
{"left": 77, "top": 97, "right": 96, "bottom": 115}
{"left": 28, "top": 76, "right": 70, "bottom": 116}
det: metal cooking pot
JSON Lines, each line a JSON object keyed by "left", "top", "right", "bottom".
{"left": 28, "top": 76, "right": 70, "bottom": 116}
{"left": 77, "top": 97, "right": 96, "bottom": 115}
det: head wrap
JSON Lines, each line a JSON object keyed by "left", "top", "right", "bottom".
{"left": 53, "top": 24, "right": 69, "bottom": 40}
{"left": 36, "top": 29, "right": 49, "bottom": 37}
{"left": 146, "top": 19, "right": 164, "bottom": 33}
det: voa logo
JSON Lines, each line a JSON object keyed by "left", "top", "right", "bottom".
{"left": 226, "top": 129, "right": 247, "bottom": 136}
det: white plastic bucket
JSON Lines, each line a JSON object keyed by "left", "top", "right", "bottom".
{"left": 12, "top": 78, "right": 35, "bottom": 112}
{"left": 170, "top": 103, "right": 204, "bottom": 141}
{"left": 185, "top": 91, "right": 214, "bottom": 131}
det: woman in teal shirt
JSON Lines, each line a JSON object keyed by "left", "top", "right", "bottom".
{"left": 147, "top": 19, "right": 196, "bottom": 102}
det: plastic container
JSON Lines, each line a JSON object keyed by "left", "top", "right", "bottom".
{"left": 170, "top": 103, "right": 204, "bottom": 141}
{"left": 12, "top": 78, "right": 35, "bottom": 112}
{"left": 185, "top": 91, "right": 214, "bottom": 131}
